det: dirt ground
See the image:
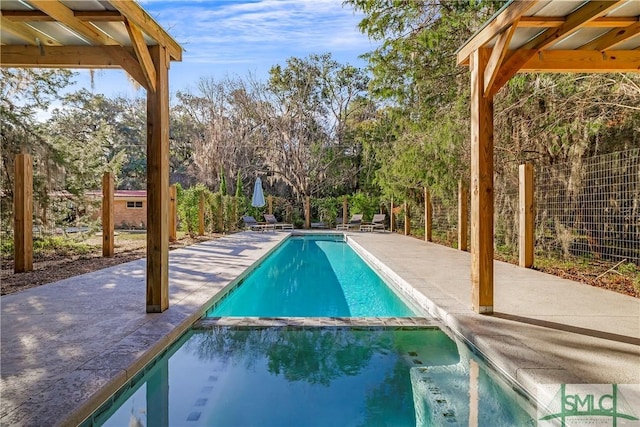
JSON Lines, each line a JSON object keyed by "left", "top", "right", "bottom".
{"left": 2, "top": 232, "right": 638, "bottom": 298}
{"left": 0, "top": 232, "right": 219, "bottom": 296}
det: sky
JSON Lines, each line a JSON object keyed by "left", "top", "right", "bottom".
{"left": 75, "top": 0, "right": 377, "bottom": 98}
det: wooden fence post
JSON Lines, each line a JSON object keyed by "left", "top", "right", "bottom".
{"left": 232, "top": 196, "right": 237, "bottom": 231}
{"left": 169, "top": 184, "right": 177, "bottom": 241}
{"left": 305, "top": 196, "right": 311, "bottom": 229}
{"left": 390, "top": 198, "right": 395, "bottom": 232}
{"left": 268, "top": 196, "right": 273, "bottom": 215}
{"left": 216, "top": 196, "right": 223, "bottom": 233}
{"left": 342, "top": 196, "right": 348, "bottom": 225}
{"left": 458, "top": 180, "right": 468, "bottom": 251}
{"left": 102, "top": 172, "right": 114, "bottom": 257}
{"left": 519, "top": 163, "right": 534, "bottom": 267}
{"left": 404, "top": 201, "right": 410, "bottom": 236}
{"left": 198, "top": 192, "right": 205, "bottom": 236}
{"left": 424, "top": 187, "right": 432, "bottom": 242}
{"left": 14, "top": 153, "right": 33, "bottom": 273}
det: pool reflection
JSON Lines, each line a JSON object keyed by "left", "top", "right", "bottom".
{"left": 94, "top": 328, "right": 534, "bottom": 427}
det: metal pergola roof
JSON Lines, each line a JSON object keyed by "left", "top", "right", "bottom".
{"left": 1, "top": 0, "right": 182, "bottom": 91}
{"left": 457, "top": 0, "right": 640, "bottom": 97}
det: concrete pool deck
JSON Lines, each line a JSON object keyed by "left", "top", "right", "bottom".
{"left": 1, "top": 231, "right": 639, "bottom": 426}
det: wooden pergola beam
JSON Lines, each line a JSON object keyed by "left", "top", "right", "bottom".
{"left": 124, "top": 18, "right": 156, "bottom": 92}
{"left": 0, "top": 17, "right": 62, "bottom": 46}
{"left": 518, "top": 16, "right": 638, "bottom": 28}
{"left": 484, "top": 22, "right": 517, "bottom": 95}
{"left": 520, "top": 50, "right": 640, "bottom": 72}
{"left": 1, "top": 45, "right": 150, "bottom": 89}
{"left": 1, "top": 10, "right": 125, "bottom": 22}
{"left": 457, "top": 1, "right": 537, "bottom": 66}
{"left": 109, "top": 1, "right": 182, "bottom": 61}
{"left": 27, "top": 0, "right": 119, "bottom": 46}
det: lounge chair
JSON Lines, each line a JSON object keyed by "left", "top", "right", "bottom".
{"left": 242, "top": 215, "right": 272, "bottom": 232}
{"left": 336, "top": 214, "right": 363, "bottom": 230}
{"left": 371, "top": 213, "right": 387, "bottom": 231}
{"left": 263, "top": 214, "right": 294, "bottom": 230}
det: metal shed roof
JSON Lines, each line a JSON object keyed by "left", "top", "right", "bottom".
{"left": 457, "top": 0, "right": 640, "bottom": 97}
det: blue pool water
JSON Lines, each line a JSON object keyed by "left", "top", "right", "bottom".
{"left": 208, "top": 235, "right": 415, "bottom": 317}
{"left": 91, "top": 327, "right": 535, "bottom": 427}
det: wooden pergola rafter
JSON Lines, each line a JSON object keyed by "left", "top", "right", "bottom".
{"left": 457, "top": 0, "right": 639, "bottom": 314}
{"left": 1, "top": 0, "right": 184, "bottom": 313}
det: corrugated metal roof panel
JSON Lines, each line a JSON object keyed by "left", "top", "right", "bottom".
{"left": 59, "top": 0, "right": 107, "bottom": 12}
{"left": 92, "top": 21, "right": 130, "bottom": 45}
{"left": 551, "top": 27, "right": 610, "bottom": 50}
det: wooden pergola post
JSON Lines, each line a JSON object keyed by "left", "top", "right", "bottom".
{"left": 304, "top": 196, "right": 311, "bottom": 229}
{"left": 424, "top": 187, "right": 432, "bottom": 242}
{"left": 169, "top": 184, "right": 177, "bottom": 242}
{"left": 470, "top": 48, "right": 494, "bottom": 314}
{"left": 198, "top": 192, "right": 205, "bottom": 236}
{"left": 458, "top": 180, "right": 469, "bottom": 251}
{"left": 13, "top": 153, "right": 33, "bottom": 273}
{"left": 102, "top": 172, "right": 114, "bottom": 257}
{"left": 519, "top": 163, "right": 534, "bottom": 268}
{"left": 268, "top": 196, "right": 273, "bottom": 215}
{"left": 146, "top": 45, "right": 170, "bottom": 313}
{"left": 342, "top": 196, "right": 348, "bottom": 225}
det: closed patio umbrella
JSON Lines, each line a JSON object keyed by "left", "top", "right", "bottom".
{"left": 252, "top": 177, "right": 265, "bottom": 207}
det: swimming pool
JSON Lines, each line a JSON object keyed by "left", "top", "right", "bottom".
{"left": 81, "top": 234, "right": 537, "bottom": 426}
{"left": 88, "top": 327, "right": 535, "bottom": 426}
{"left": 207, "top": 234, "right": 416, "bottom": 317}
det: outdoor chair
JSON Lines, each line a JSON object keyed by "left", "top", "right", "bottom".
{"left": 370, "top": 213, "right": 387, "bottom": 231}
{"left": 242, "top": 215, "right": 272, "bottom": 232}
{"left": 336, "top": 214, "right": 363, "bottom": 230}
{"left": 263, "top": 214, "right": 294, "bottom": 230}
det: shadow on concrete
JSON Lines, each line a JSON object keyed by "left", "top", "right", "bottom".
{"left": 493, "top": 312, "right": 640, "bottom": 346}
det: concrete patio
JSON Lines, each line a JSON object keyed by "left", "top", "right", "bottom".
{"left": 1, "top": 231, "right": 638, "bottom": 426}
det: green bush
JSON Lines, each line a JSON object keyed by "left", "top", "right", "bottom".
{"left": 348, "top": 192, "right": 380, "bottom": 222}
{"left": 312, "top": 197, "right": 341, "bottom": 227}
{"left": 177, "top": 183, "right": 212, "bottom": 236}
{"left": 0, "top": 238, "right": 14, "bottom": 256}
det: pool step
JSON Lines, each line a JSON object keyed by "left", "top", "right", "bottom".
{"left": 194, "top": 316, "right": 441, "bottom": 329}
